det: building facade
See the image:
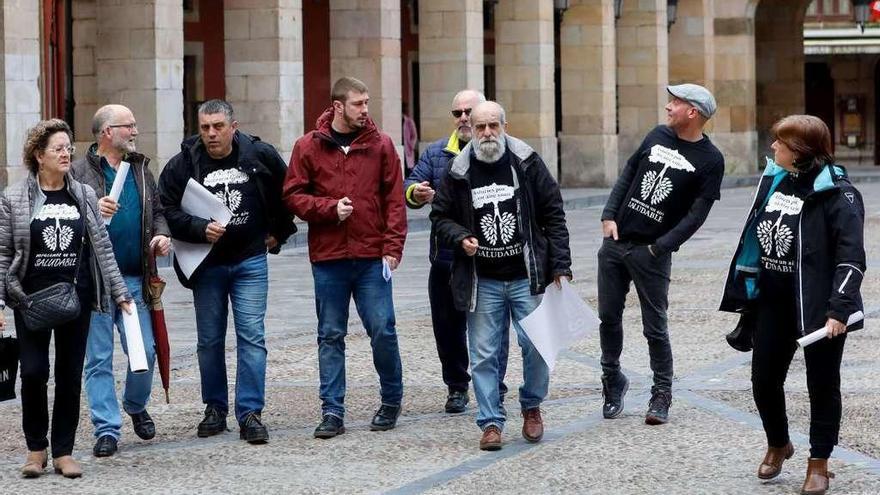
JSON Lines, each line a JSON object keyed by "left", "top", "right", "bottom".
{"left": 1, "top": 0, "right": 877, "bottom": 189}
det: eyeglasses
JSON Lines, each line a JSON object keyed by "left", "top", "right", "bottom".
{"left": 47, "top": 145, "right": 76, "bottom": 155}
{"left": 451, "top": 108, "right": 472, "bottom": 118}
{"left": 107, "top": 123, "right": 137, "bottom": 131}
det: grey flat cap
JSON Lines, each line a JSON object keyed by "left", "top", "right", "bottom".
{"left": 667, "top": 83, "right": 716, "bottom": 119}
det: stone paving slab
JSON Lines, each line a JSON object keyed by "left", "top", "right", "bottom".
{"left": 0, "top": 181, "right": 879, "bottom": 493}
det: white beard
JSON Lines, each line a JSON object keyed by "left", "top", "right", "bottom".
{"left": 474, "top": 134, "right": 506, "bottom": 163}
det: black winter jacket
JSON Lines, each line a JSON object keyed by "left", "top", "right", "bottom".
{"left": 158, "top": 131, "right": 296, "bottom": 285}
{"left": 430, "top": 136, "right": 572, "bottom": 312}
{"left": 719, "top": 160, "right": 866, "bottom": 335}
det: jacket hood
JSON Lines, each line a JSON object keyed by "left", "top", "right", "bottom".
{"left": 313, "top": 107, "right": 380, "bottom": 144}
{"left": 449, "top": 135, "right": 536, "bottom": 178}
{"left": 762, "top": 157, "right": 849, "bottom": 194}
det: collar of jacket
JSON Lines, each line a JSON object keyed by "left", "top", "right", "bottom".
{"left": 444, "top": 131, "right": 462, "bottom": 156}
{"left": 312, "top": 107, "right": 380, "bottom": 148}
{"left": 761, "top": 157, "right": 848, "bottom": 195}
{"left": 448, "top": 135, "right": 536, "bottom": 179}
{"left": 85, "top": 143, "right": 148, "bottom": 171}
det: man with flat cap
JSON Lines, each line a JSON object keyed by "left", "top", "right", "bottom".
{"left": 597, "top": 83, "right": 725, "bottom": 425}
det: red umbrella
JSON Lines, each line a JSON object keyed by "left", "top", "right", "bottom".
{"left": 147, "top": 248, "right": 171, "bottom": 403}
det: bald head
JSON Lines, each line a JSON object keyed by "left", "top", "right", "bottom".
{"left": 93, "top": 104, "right": 138, "bottom": 160}
{"left": 471, "top": 101, "right": 506, "bottom": 126}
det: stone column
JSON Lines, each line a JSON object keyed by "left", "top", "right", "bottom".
{"left": 418, "top": 0, "right": 483, "bottom": 143}
{"left": 329, "top": 0, "right": 401, "bottom": 143}
{"left": 72, "top": 0, "right": 98, "bottom": 147}
{"left": 224, "top": 0, "right": 304, "bottom": 159}
{"left": 96, "top": 0, "right": 184, "bottom": 170}
{"left": 615, "top": 0, "right": 667, "bottom": 170}
{"left": 494, "top": 0, "right": 557, "bottom": 176}
{"left": 559, "top": 0, "right": 618, "bottom": 186}
{"left": 668, "top": 0, "right": 714, "bottom": 88}
{"left": 708, "top": 0, "right": 759, "bottom": 174}
{"left": 0, "top": 0, "right": 41, "bottom": 188}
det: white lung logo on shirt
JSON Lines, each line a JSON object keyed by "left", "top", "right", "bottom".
{"left": 473, "top": 183, "right": 516, "bottom": 246}
{"left": 204, "top": 168, "right": 249, "bottom": 212}
{"left": 35, "top": 203, "right": 80, "bottom": 251}
{"left": 757, "top": 192, "right": 803, "bottom": 258}
{"left": 640, "top": 145, "right": 696, "bottom": 205}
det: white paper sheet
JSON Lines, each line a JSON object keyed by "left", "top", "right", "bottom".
{"left": 382, "top": 258, "right": 392, "bottom": 281}
{"left": 518, "top": 279, "right": 600, "bottom": 371}
{"left": 120, "top": 305, "right": 149, "bottom": 374}
{"left": 104, "top": 161, "right": 130, "bottom": 225}
{"left": 797, "top": 311, "right": 864, "bottom": 348}
{"left": 172, "top": 179, "right": 233, "bottom": 279}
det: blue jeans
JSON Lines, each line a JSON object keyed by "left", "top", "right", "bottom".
{"left": 192, "top": 254, "right": 268, "bottom": 423}
{"left": 467, "top": 277, "right": 548, "bottom": 431}
{"left": 312, "top": 259, "right": 403, "bottom": 418}
{"left": 85, "top": 275, "right": 157, "bottom": 440}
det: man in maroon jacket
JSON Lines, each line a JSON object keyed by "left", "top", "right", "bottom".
{"left": 284, "top": 77, "right": 407, "bottom": 439}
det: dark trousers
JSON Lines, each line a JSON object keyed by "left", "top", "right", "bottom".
{"left": 597, "top": 238, "right": 673, "bottom": 393}
{"left": 429, "top": 258, "right": 509, "bottom": 396}
{"left": 752, "top": 301, "right": 846, "bottom": 459}
{"left": 14, "top": 294, "right": 92, "bottom": 458}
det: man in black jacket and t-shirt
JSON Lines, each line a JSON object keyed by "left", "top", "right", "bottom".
{"left": 431, "top": 101, "right": 572, "bottom": 451}
{"left": 598, "top": 84, "right": 725, "bottom": 425}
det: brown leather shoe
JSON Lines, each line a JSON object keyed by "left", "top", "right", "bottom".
{"left": 522, "top": 407, "right": 544, "bottom": 443}
{"left": 52, "top": 455, "right": 82, "bottom": 479}
{"left": 757, "top": 442, "right": 794, "bottom": 479}
{"left": 479, "top": 425, "right": 502, "bottom": 451}
{"left": 21, "top": 450, "right": 48, "bottom": 478}
{"left": 801, "top": 458, "right": 835, "bottom": 495}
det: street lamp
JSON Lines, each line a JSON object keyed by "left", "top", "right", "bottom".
{"left": 667, "top": 0, "right": 679, "bottom": 32}
{"left": 615, "top": 0, "right": 623, "bottom": 20}
{"left": 554, "top": 0, "right": 570, "bottom": 21}
{"left": 853, "top": 0, "right": 872, "bottom": 33}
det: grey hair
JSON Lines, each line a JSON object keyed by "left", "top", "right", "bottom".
{"left": 452, "top": 89, "right": 486, "bottom": 107}
{"left": 91, "top": 105, "right": 117, "bottom": 139}
{"left": 476, "top": 100, "right": 506, "bottom": 125}
{"left": 198, "top": 99, "right": 235, "bottom": 121}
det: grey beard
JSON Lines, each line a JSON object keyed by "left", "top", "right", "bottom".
{"left": 474, "top": 135, "right": 506, "bottom": 163}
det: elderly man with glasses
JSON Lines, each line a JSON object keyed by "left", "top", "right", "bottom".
{"left": 70, "top": 104, "right": 171, "bottom": 457}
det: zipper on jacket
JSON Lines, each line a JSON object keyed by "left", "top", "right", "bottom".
{"left": 796, "top": 211, "right": 805, "bottom": 334}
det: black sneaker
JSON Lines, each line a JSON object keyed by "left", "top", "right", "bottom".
{"left": 369, "top": 404, "right": 401, "bottom": 431}
{"left": 129, "top": 410, "right": 156, "bottom": 440}
{"left": 645, "top": 390, "right": 672, "bottom": 425}
{"left": 93, "top": 435, "right": 118, "bottom": 457}
{"left": 239, "top": 412, "right": 269, "bottom": 444}
{"left": 314, "top": 414, "right": 345, "bottom": 439}
{"left": 601, "top": 373, "right": 629, "bottom": 419}
{"left": 445, "top": 390, "right": 469, "bottom": 413}
{"left": 197, "top": 405, "right": 228, "bottom": 437}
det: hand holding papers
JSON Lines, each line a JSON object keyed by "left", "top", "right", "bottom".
{"left": 518, "top": 279, "right": 600, "bottom": 371}
{"left": 797, "top": 311, "right": 864, "bottom": 348}
{"left": 173, "top": 178, "right": 233, "bottom": 279}
{"left": 103, "top": 161, "right": 130, "bottom": 224}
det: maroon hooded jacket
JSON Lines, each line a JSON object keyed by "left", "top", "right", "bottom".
{"left": 283, "top": 108, "right": 407, "bottom": 263}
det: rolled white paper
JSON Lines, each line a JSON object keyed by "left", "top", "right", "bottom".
{"left": 120, "top": 304, "right": 149, "bottom": 374}
{"left": 104, "top": 160, "right": 130, "bottom": 225}
{"left": 797, "top": 310, "right": 864, "bottom": 348}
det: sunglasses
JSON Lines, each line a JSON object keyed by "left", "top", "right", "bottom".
{"left": 451, "top": 108, "right": 472, "bottom": 118}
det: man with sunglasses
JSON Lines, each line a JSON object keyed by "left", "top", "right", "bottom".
{"left": 403, "top": 90, "right": 510, "bottom": 415}
{"left": 71, "top": 104, "right": 171, "bottom": 457}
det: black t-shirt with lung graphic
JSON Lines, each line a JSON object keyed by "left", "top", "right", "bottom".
{"left": 24, "top": 189, "right": 91, "bottom": 294}
{"left": 613, "top": 126, "right": 724, "bottom": 244}
{"left": 200, "top": 150, "right": 268, "bottom": 266}
{"left": 469, "top": 150, "right": 527, "bottom": 281}
{"left": 755, "top": 167, "right": 819, "bottom": 297}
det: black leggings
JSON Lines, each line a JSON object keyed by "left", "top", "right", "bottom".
{"left": 14, "top": 295, "right": 92, "bottom": 458}
{"left": 751, "top": 302, "right": 846, "bottom": 459}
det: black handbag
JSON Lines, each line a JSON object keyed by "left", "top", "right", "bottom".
{"left": 0, "top": 335, "right": 18, "bottom": 401}
{"left": 726, "top": 311, "right": 757, "bottom": 352}
{"left": 20, "top": 184, "right": 87, "bottom": 332}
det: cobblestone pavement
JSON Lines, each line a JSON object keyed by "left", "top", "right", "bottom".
{"left": 0, "top": 180, "right": 879, "bottom": 494}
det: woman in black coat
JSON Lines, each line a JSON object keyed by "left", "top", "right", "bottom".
{"left": 720, "top": 115, "right": 865, "bottom": 495}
